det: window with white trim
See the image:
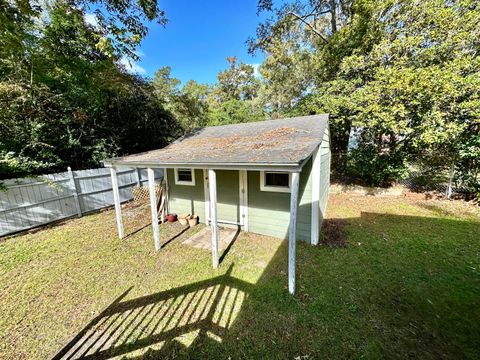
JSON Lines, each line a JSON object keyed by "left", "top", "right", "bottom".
{"left": 260, "top": 171, "right": 291, "bottom": 193}
{"left": 174, "top": 168, "right": 195, "bottom": 186}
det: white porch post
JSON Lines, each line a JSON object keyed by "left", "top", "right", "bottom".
{"left": 311, "top": 147, "right": 321, "bottom": 245}
{"left": 148, "top": 168, "right": 161, "bottom": 251}
{"left": 288, "top": 171, "right": 300, "bottom": 295}
{"left": 208, "top": 169, "right": 219, "bottom": 268}
{"left": 163, "top": 168, "right": 169, "bottom": 215}
{"left": 110, "top": 166, "right": 124, "bottom": 239}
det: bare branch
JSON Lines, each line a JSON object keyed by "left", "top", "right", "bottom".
{"left": 287, "top": 11, "right": 329, "bottom": 43}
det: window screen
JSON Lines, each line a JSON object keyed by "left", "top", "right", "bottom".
{"left": 177, "top": 169, "right": 193, "bottom": 182}
{"left": 265, "top": 172, "right": 289, "bottom": 187}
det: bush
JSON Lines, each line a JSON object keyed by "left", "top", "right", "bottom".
{"left": 347, "top": 144, "right": 408, "bottom": 187}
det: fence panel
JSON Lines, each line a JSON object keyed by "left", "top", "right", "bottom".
{"left": 0, "top": 167, "right": 163, "bottom": 237}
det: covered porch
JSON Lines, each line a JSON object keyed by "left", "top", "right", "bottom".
{"left": 107, "top": 159, "right": 322, "bottom": 295}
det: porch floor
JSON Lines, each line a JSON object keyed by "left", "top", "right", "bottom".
{"left": 182, "top": 226, "right": 239, "bottom": 251}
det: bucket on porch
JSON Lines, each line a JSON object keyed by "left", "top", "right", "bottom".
{"left": 178, "top": 213, "right": 189, "bottom": 226}
{"left": 188, "top": 215, "right": 199, "bottom": 227}
{"left": 166, "top": 214, "right": 177, "bottom": 222}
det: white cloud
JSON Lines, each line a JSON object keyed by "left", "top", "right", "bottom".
{"left": 84, "top": 13, "right": 100, "bottom": 29}
{"left": 248, "top": 63, "right": 261, "bottom": 78}
{"left": 118, "top": 56, "right": 147, "bottom": 75}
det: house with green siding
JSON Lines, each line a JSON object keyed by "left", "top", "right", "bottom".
{"left": 104, "top": 115, "right": 331, "bottom": 294}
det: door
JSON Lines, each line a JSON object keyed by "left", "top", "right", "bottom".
{"left": 204, "top": 170, "right": 248, "bottom": 227}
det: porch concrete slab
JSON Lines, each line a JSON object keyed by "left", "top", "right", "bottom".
{"left": 182, "top": 227, "right": 239, "bottom": 251}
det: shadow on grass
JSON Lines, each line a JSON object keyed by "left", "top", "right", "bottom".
{"left": 52, "top": 212, "right": 480, "bottom": 359}
{"left": 52, "top": 264, "right": 256, "bottom": 360}
{"left": 161, "top": 226, "right": 190, "bottom": 249}
{"left": 124, "top": 223, "right": 151, "bottom": 239}
{"left": 219, "top": 227, "right": 240, "bottom": 265}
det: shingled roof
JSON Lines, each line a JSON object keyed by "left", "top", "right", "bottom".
{"left": 103, "top": 114, "right": 329, "bottom": 171}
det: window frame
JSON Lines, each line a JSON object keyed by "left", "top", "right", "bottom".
{"left": 174, "top": 168, "right": 196, "bottom": 186}
{"left": 260, "top": 171, "right": 291, "bottom": 193}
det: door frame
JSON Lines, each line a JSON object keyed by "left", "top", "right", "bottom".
{"left": 204, "top": 169, "right": 248, "bottom": 230}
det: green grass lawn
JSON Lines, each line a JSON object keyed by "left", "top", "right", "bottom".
{"left": 0, "top": 194, "right": 479, "bottom": 359}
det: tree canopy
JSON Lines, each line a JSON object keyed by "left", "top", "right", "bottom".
{"left": 1, "top": 0, "right": 479, "bottom": 197}
{"left": 252, "top": 0, "right": 480, "bottom": 190}
{"left": 0, "top": 0, "right": 179, "bottom": 178}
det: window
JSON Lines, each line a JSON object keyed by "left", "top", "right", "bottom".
{"left": 260, "top": 171, "right": 291, "bottom": 193}
{"left": 174, "top": 168, "right": 195, "bottom": 186}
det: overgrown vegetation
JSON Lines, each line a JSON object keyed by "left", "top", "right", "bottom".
{"left": 0, "top": 0, "right": 178, "bottom": 179}
{"left": 251, "top": 0, "right": 480, "bottom": 191}
{"left": 1, "top": 0, "right": 479, "bottom": 196}
{"left": 0, "top": 194, "right": 479, "bottom": 358}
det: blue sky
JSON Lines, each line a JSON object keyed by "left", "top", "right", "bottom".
{"left": 133, "top": 0, "right": 267, "bottom": 85}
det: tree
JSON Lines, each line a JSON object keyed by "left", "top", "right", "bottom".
{"left": 152, "top": 69, "right": 211, "bottom": 132}
{"left": 208, "top": 98, "right": 265, "bottom": 126}
{"left": 252, "top": 0, "right": 480, "bottom": 188}
{"left": 175, "top": 80, "right": 211, "bottom": 131}
{"left": 204, "top": 57, "right": 265, "bottom": 125}
{"left": 0, "top": 0, "right": 178, "bottom": 178}
{"left": 152, "top": 66, "right": 181, "bottom": 104}
{"left": 210, "top": 56, "right": 260, "bottom": 103}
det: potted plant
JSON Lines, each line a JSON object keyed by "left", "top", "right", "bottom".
{"left": 166, "top": 213, "right": 177, "bottom": 222}
{"left": 188, "top": 215, "right": 199, "bottom": 227}
{"left": 178, "top": 213, "right": 189, "bottom": 226}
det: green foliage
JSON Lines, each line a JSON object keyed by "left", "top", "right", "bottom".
{"left": 2, "top": 0, "right": 479, "bottom": 198}
{"left": 152, "top": 68, "right": 211, "bottom": 132}
{"left": 456, "top": 130, "right": 480, "bottom": 200}
{"left": 255, "top": 0, "right": 480, "bottom": 191}
{"left": 152, "top": 58, "right": 265, "bottom": 131}
{"left": 207, "top": 57, "right": 265, "bottom": 125}
{"left": 210, "top": 56, "right": 260, "bottom": 102}
{"left": 0, "top": 0, "right": 178, "bottom": 179}
{"left": 208, "top": 98, "right": 265, "bottom": 126}
{"left": 347, "top": 143, "right": 409, "bottom": 187}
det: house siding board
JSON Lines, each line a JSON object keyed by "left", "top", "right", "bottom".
{"left": 167, "top": 169, "right": 206, "bottom": 223}
{"left": 319, "top": 125, "right": 331, "bottom": 222}
{"left": 297, "top": 158, "right": 313, "bottom": 240}
{"left": 247, "top": 158, "right": 313, "bottom": 241}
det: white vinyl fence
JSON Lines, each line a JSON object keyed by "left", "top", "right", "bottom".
{"left": 0, "top": 167, "right": 163, "bottom": 237}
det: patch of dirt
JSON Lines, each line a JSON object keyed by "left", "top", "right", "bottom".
{"left": 320, "top": 219, "right": 347, "bottom": 248}
{"left": 123, "top": 200, "right": 150, "bottom": 218}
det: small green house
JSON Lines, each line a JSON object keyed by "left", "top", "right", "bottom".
{"left": 104, "top": 114, "right": 331, "bottom": 294}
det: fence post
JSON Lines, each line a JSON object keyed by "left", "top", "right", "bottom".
{"left": 446, "top": 162, "right": 455, "bottom": 199}
{"left": 67, "top": 167, "right": 82, "bottom": 217}
{"left": 135, "top": 167, "right": 141, "bottom": 187}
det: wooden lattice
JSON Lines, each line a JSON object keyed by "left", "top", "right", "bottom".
{"left": 132, "top": 184, "right": 162, "bottom": 202}
{"left": 132, "top": 183, "right": 167, "bottom": 222}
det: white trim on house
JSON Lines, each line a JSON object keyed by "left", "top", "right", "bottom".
{"left": 174, "top": 168, "right": 196, "bottom": 186}
{"left": 104, "top": 161, "right": 305, "bottom": 173}
{"left": 311, "top": 147, "right": 320, "bottom": 246}
{"left": 203, "top": 169, "right": 210, "bottom": 224}
{"left": 163, "top": 167, "right": 169, "bottom": 215}
{"left": 239, "top": 170, "right": 248, "bottom": 231}
{"left": 260, "top": 171, "right": 291, "bottom": 193}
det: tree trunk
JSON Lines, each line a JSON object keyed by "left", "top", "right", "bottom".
{"left": 329, "top": 0, "right": 337, "bottom": 34}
